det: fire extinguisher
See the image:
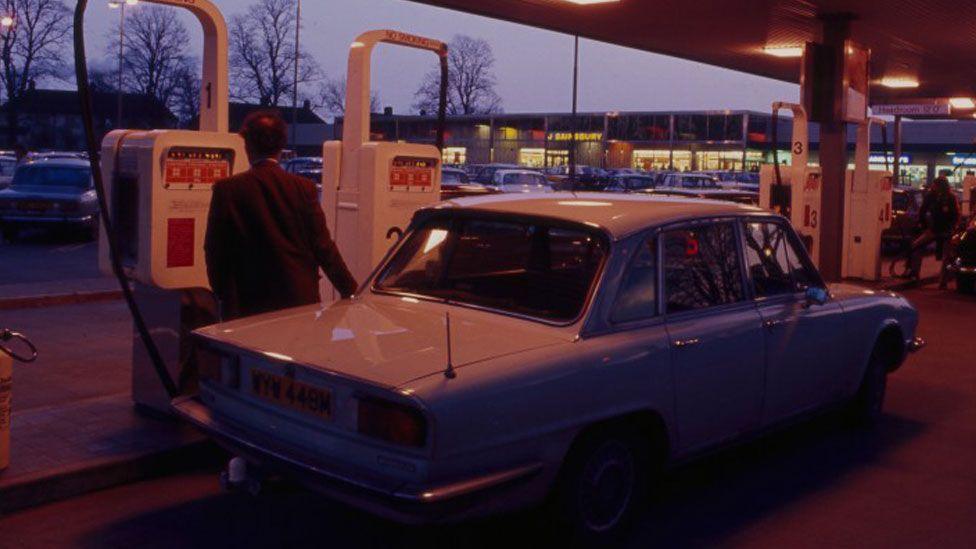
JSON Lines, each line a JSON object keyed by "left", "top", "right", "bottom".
{"left": 1, "top": 329, "right": 38, "bottom": 472}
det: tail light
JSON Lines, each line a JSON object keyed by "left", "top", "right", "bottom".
{"left": 357, "top": 397, "right": 428, "bottom": 448}
{"left": 195, "top": 343, "right": 240, "bottom": 389}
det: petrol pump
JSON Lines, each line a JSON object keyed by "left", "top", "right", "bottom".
{"left": 759, "top": 102, "right": 823, "bottom": 265}
{"left": 96, "top": 0, "right": 247, "bottom": 414}
{"left": 841, "top": 117, "right": 893, "bottom": 281}
{"left": 322, "top": 30, "right": 448, "bottom": 297}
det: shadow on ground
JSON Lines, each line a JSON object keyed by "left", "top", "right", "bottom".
{"left": 78, "top": 410, "right": 924, "bottom": 548}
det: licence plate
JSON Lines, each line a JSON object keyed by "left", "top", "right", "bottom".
{"left": 18, "top": 201, "right": 50, "bottom": 212}
{"left": 251, "top": 370, "right": 332, "bottom": 420}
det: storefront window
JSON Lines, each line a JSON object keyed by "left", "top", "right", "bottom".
{"left": 675, "top": 115, "right": 707, "bottom": 141}
{"left": 442, "top": 147, "right": 466, "bottom": 165}
{"left": 633, "top": 150, "right": 692, "bottom": 171}
{"left": 520, "top": 148, "right": 545, "bottom": 168}
{"left": 706, "top": 114, "right": 743, "bottom": 142}
{"left": 696, "top": 150, "right": 747, "bottom": 171}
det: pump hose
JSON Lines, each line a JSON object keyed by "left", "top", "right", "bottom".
{"left": 73, "top": 1, "right": 179, "bottom": 399}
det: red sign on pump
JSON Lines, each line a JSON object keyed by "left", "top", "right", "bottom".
{"left": 166, "top": 218, "right": 195, "bottom": 268}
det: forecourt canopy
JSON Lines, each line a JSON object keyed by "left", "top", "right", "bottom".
{"left": 408, "top": 0, "right": 976, "bottom": 103}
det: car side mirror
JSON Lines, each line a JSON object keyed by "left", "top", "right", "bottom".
{"left": 804, "top": 286, "right": 829, "bottom": 307}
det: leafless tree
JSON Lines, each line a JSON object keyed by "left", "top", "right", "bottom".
{"left": 413, "top": 34, "right": 502, "bottom": 116}
{"left": 314, "top": 77, "right": 380, "bottom": 118}
{"left": 0, "top": 0, "right": 72, "bottom": 145}
{"left": 106, "top": 6, "right": 191, "bottom": 109}
{"left": 228, "top": 0, "right": 319, "bottom": 106}
{"left": 170, "top": 62, "right": 200, "bottom": 127}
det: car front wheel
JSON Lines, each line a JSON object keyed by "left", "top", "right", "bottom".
{"left": 847, "top": 346, "right": 889, "bottom": 426}
{"left": 552, "top": 427, "right": 650, "bottom": 545}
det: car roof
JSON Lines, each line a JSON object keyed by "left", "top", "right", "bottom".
{"left": 22, "top": 158, "right": 91, "bottom": 169}
{"left": 495, "top": 169, "right": 542, "bottom": 176}
{"left": 433, "top": 192, "right": 764, "bottom": 240}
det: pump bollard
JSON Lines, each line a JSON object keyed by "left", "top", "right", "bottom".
{"left": 0, "top": 329, "right": 38, "bottom": 472}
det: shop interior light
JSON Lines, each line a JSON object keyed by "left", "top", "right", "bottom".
{"left": 949, "top": 97, "right": 975, "bottom": 109}
{"left": 559, "top": 0, "right": 621, "bottom": 4}
{"left": 880, "top": 77, "right": 920, "bottom": 89}
{"left": 763, "top": 46, "right": 804, "bottom": 58}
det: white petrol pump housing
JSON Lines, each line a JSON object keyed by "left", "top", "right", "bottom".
{"left": 323, "top": 30, "right": 447, "bottom": 297}
{"left": 96, "top": 0, "right": 245, "bottom": 413}
{"left": 842, "top": 118, "right": 893, "bottom": 281}
{"left": 759, "top": 102, "right": 823, "bottom": 265}
{"left": 98, "top": 0, "right": 245, "bottom": 291}
{"left": 963, "top": 174, "right": 976, "bottom": 218}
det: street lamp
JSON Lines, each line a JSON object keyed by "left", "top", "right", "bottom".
{"left": 0, "top": 16, "right": 13, "bottom": 28}
{"left": 291, "top": 0, "right": 302, "bottom": 152}
{"left": 108, "top": 0, "right": 138, "bottom": 129}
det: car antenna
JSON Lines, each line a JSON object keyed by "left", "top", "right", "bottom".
{"left": 444, "top": 312, "right": 457, "bottom": 379}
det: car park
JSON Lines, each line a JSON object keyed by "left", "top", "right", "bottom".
{"left": 175, "top": 193, "right": 923, "bottom": 541}
{"left": 0, "top": 158, "right": 98, "bottom": 241}
{"left": 604, "top": 174, "right": 659, "bottom": 193}
{"left": 440, "top": 167, "right": 497, "bottom": 200}
{"left": 472, "top": 163, "right": 519, "bottom": 185}
{"left": 488, "top": 169, "right": 552, "bottom": 193}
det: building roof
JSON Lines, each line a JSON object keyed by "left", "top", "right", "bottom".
{"left": 410, "top": 0, "right": 976, "bottom": 102}
{"left": 228, "top": 102, "right": 325, "bottom": 129}
{"left": 4, "top": 88, "right": 175, "bottom": 123}
{"left": 433, "top": 192, "right": 763, "bottom": 240}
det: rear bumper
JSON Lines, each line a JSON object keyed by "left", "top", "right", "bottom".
{"left": 171, "top": 396, "right": 544, "bottom": 524}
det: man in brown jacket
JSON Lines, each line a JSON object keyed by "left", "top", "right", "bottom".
{"left": 205, "top": 111, "right": 357, "bottom": 319}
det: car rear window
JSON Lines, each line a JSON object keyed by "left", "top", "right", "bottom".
{"left": 12, "top": 166, "right": 91, "bottom": 188}
{"left": 375, "top": 216, "right": 607, "bottom": 322}
{"left": 503, "top": 173, "right": 544, "bottom": 185}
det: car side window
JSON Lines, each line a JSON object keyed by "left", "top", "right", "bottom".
{"left": 742, "top": 221, "right": 819, "bottom": 296}
{"left": 663, "top": 222, "right": 745, "bottom": 313}
{"left": 611, "top": 236, "right": 657, "bottom": 323}
{"left": 742, "top": 222, "right": 795, "bottom": 297}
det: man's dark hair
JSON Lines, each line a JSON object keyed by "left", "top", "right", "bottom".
{"left": 239, "top": 110, "right": 288, "bottom": 158}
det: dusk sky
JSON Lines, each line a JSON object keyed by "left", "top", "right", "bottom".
{"left": 83, "top": 0, "right": 799, "bottom": 115}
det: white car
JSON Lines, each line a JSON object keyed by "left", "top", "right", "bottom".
{"left": 175, "top": 193, "right": 923, "bottom": 541}
{"left": 489, "top": 169, "right": 552, "bottom": 193}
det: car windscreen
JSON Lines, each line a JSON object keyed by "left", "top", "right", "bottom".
{"left": 442, "top": 170, "right": 465, "bottom": 184}
{"left": 627, "top": 177, "right": 655, "bottom": 190}
{"left": 503, "top": 173, "right": 544, "bottom": 185}
{"left": 0, "top": 159, "right": 16, "bottom": 177}
{"left": 374, "top": 216, "right": 607, "bottom": 322}
{"left": 12, "top": 166, "right": 91, "bottom": 189}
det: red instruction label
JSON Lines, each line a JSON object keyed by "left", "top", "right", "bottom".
{"left": 167, "top": 218, "right": 195, "bottom": 268}
{"left": 389, "top": 156, "right": 436, "bottom": 192}
{"left": 164, "top": 159, "right": 230, "bottom": 185}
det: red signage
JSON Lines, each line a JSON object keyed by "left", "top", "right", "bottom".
{"left": 164, "top": 147, "right": 234, "bottom": 186}
{"left": 166, "top": 218, "right": 195, "bottom": 268}
{"left": 390, "top": 156, "right": 436, "bottom": 191}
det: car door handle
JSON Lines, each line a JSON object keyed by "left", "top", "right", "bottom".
{"left": 673, "top": 338, "right": 700, "bottom": 348}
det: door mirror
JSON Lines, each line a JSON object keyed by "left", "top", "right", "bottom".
{"left": 804, "top": 286, "right": 829, "bottom": 307}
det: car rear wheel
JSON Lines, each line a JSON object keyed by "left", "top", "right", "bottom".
{"left": 551, "top": 427, "right": 650, "bottom": 545}
{"left": 847, "top": 346, "right": 889, "bottom": 426}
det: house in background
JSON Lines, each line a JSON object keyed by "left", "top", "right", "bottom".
{"left": 0, "top": 87, "right": 177, "bottom": 151}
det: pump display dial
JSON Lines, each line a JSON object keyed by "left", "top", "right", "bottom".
{"left": 163, "top": 147, "right": 235, "bottom": 188}
{"left": 390, "top": 156, "right": 437, "bottom": 192}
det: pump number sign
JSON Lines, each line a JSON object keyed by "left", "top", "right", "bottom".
{"left": 390, "top": 156, "right": 436, "bottom": 192}
{"left": 164, "top": 147, "right": 235, "bottom": 188}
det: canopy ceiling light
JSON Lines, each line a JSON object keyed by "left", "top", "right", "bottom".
{"left": 879, "top": 77, "right": 920, "bottom": 89}
{"left": 558, "top": 0, "right": 621, "bottom": 4}
{"left": 763, "top": 45, "right": 804, "bottom": 58}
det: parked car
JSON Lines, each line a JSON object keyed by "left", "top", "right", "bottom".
{"left": 472, "top": 163, "right": 519, "bottom": 185}
{"left": 547, "top": 165, "right": 610, "bottom": 191}
{"left": 881, "top": 186, "right": 926, "bottom": 254}
{"left": 176, "top": 193, "right": 923, "bottom": 541}
{"left": 0, "top": 159, "right": 98, "bottom": 241}
{"left": 658, "top": 172, "right": 720, "bottom": 190}
{"left": 713, "top": 171, "right": 760, "bottom": 191}
{"left": 604, "top": 174, "right": 659, "bottom": 193}
{"left": 284, "top": 157, "right": 323, "bottom": 182}
{"left": 0, "top": 155, "right": 17, "bottom": 190}
{"left": 440, "top": 167, "right": 497, "bottom": 200}
{"left": 946, "top": 214, "right": 976, "bottom": 293}
{"left": 488, "top": 169, "right": 552, "bottom": 193}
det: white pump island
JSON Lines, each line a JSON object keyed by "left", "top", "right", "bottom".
{"left": 322, "top": 30, "right": 448, "bottom": 297}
